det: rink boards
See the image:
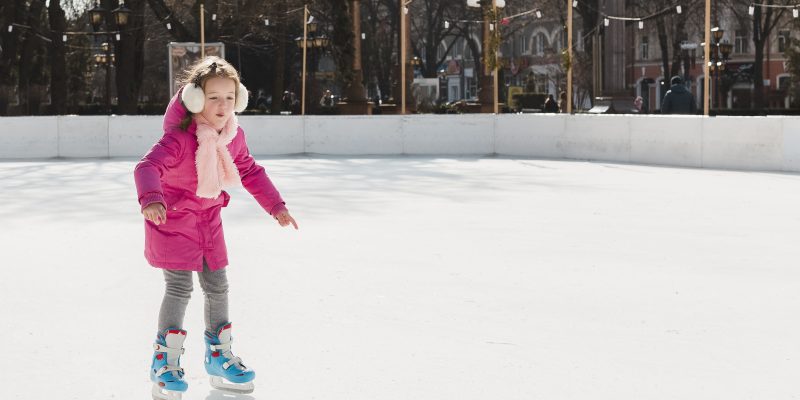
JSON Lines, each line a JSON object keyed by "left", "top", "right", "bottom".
{"left": 1, "top": 114, "right": 799, "bottom": 172}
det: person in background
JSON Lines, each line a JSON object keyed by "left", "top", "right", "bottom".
{"left": 661, "top": 76, "right": 696, "bottom": 114}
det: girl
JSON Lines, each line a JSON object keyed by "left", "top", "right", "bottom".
{"left": 135, "top": 56, "right": 297, "bottom": 400}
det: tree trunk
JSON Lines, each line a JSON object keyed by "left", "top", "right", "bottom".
{"left": 47, "top": 0, "right": 68, "bottom": 114}
{"left": 18, "top": 0, "right": 45, "bottom": 115}
{"left": 0, "top": 0, "right": 24, "bottom": 114}
{"left": 115, "top": 0, "right": 147, "bottom": 114}
{"left": 270, "top": 0, "right": 287, "bottom": 115}
{"left": 751, "top": 4, "right": 768, "bottom": 111}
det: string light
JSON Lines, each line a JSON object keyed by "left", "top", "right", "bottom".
{"left": 7, "top": 25, "right": 12, "bottom": 33}
{"left": 535, "top": 9, "right": 542, "bottom": 18}
{"left": 264, "top": 19, "right": 269, "bottom": 26}
{"left": 62, "top": 34, "right": 67, "bottom": 42}
{"left": 676, "top": 5, "right": 682, "bottom": 14}
{"left": 794, "top": 8, "right": 799, "bottom": 18}
{"left": 166, "top": 22, "right": 172, "bottom": 30}
{"left": 604, "top": 18, "right": 609, "bottom": 26}
{"left": 748, "top": 4, "right": 754, "bottom": 15}
{"left": 115, "top": 33, "right": 120, "bottom": 40}
{"left": 638, "top": 20, "right": 644, "bottom": 29}
{"left": 573, "top": 0, "right": 578, "bottom": 7}
{"left": 444, "top": 21, "right": 449, "bottom": 29}
{"left": 211, "top": 13, "right": 217, "bottom": 21}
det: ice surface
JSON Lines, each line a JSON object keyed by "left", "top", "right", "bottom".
{"left": 1, "top": 156, "right": 798, "bottom": 400}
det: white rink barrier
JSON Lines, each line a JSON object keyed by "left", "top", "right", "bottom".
{"left": 1, "top": 114, "right": 799, "bottom": 172}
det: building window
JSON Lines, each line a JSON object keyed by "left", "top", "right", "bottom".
{"left": 640, "top": 36, "right": 649, "bottom": 60}
{"left": 778, "top": 30, "right": 790, "bottom": 53}
{"left": 533, "top": 33, "right": 546, "bottom": 56}
{"left": 735, "top": 29, "right": 748, "bottom": 54}
{"left": 779, "top": 76, "right": 790, "bottom": 91}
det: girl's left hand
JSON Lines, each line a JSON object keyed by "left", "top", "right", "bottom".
{"left": 275, "top": 210, "right": 299, "bottom": 230}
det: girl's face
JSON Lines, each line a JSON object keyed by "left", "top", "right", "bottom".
{"left": 200, "top": 76, "right": 237, "bottom": 130}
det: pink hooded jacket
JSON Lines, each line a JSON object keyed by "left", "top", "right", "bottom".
{"left": 134, "top": 89, "right": 287, "bottom": 271}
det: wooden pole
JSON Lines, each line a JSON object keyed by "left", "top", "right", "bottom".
{"left": 566, "top": 0, "right": 573, "bottom": 114}
{"left": 302, "top": 5, "right": 309, "bottom": 115}
{"left": 400, "top": 0, "right": 407, "bottom": 114}
{"left": 493, "top": 0, "right": 498, "bottom": 114}
{"left": 703, "top": 0, "right": 710, "bottom": 116}
{"left": 200, "top": 4, "right": 205, "bottom": 58}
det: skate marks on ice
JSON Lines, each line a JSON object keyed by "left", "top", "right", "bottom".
{"left": 205, "top": 389, "right": 255, "bottom": 400}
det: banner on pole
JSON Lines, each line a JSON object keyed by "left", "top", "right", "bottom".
{"left": 168, "top": 42, "right": 226, "bottom": 98}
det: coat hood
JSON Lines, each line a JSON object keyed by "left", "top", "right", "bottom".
{"left": 669, "top": 84, "right": 690, "bottom": 95}
{"left": 163, "top": 87, "right": 195, "bottom": 134}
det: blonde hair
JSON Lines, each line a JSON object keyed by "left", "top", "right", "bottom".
{"left": 178, "top": 56, "right": 241, "bottom": 128}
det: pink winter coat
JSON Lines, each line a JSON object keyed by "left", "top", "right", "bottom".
{"left": 134, "top": 90, "right": 287, "bottom": 271}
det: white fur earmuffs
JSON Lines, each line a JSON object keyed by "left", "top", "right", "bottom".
{"left": 182, "top": 81, "right": 249, "bottom": 114}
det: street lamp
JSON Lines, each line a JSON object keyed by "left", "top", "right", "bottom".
{"left": 467, "top": 0, "right": 504, "bottom": 114}
{"left": 296, "top": 9, "right": 329, "bottom": 115}
{"left": 112, "top": 3, "right": 131, "bottom": 27}
{"left": 89, "top": 2, "right": 104, "bottom": 32}
{"left": 87, "top": 1, "right": 129, "bottom": 114}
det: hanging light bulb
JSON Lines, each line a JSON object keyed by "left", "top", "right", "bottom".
{"left": 676, "top": 5, "right": 682, "bottom": 14}
{"left": 748, "top": 4, "right": 754, "bottom": 15}
{"left": 166, "top": 22, "right": 172, "bottom": 30}
{"left": 211, "top": 13, "right": 216, "bottom": 21}
{"left": 535, "top": 9, "right": 542, "bottom": 18}
{"left": 794, "top": 8, "right": 799, "bottom": 18}
{"left": 264, "top": 19, "right": 270, "bottom": 26}
{"left": 361, "top": 33, "right": 366, "bottom": 39}
{"left": 638, "top": 20, "right": 644, "bottom": 29}
{"left": 444, "top": 21, "right": 450, "bottom": 29}
{"left": 115, "top": 33, "right": 120, "bottom": 40}
{"left": 62, "top": 34, "right": 67, "bottom": 42}
{"left": 572, "top": 0, "right": 578, "bottom": 7}
{"left": 7, "top": 25, "right": 12, "bottom": 33}
{"left": 604, "top": 18, "right": 609, "bottom": 26}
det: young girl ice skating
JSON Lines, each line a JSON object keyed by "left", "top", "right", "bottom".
{"left": 135, "top": 56, "right": 298, "bottom": 400}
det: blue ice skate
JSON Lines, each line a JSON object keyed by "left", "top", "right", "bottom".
{"left": 204, "top": 322, "right": 255, "bottom": 394}
{"left": 150, "top": 329, "right": 188, "bottom": 400}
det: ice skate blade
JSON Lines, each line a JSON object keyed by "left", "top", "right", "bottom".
{"left": 209, "top": 376, "right": 254, "bottom": 394}
{"left": 152, "top": 384, "right": 182, "bottom": 400}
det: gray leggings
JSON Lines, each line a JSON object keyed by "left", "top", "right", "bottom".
{"left": 158, "top": 261, "right": 229, "bottom": 334}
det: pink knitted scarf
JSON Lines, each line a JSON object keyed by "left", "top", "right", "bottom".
{"left": 193, "top": 113, "right": 242, "bottom": 199}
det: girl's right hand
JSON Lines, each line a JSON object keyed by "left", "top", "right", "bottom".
{"left": 142, "top": 203, "right": 167, "bottom": 225}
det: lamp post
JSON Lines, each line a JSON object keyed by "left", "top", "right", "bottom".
{"left": 718, "top": 41, "right": 732, "bottom": 109}
{"left": 467, "top": 0, "right": 504, "bottom": 114}
{"left": 400, "top": 0, "right": 411, "bottom": 114}
{"left": 296, "top": 12, "right": 329, "bottom": 115}
{"left": 703, "top": 0, "right": 711, "bottom": 116}
{"left": 566, "top": 0, "right": 573, "bottom": 114}
{"left": 711, "top": 27, "right": 724, "bottom": 110}
{"left": 88, "top": 1, "right": 130, "bottom": 114}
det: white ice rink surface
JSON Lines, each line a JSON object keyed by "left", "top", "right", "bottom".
{"left": 1, "top": 157, "right": 799, "bottom": 400}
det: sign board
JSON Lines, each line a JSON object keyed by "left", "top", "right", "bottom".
{"left": 168, "top": 42, "right": 226, "bottom": 98}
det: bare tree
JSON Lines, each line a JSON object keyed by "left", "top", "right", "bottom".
{"left": 722, "top": 0, "right": 789, "bottom": 110}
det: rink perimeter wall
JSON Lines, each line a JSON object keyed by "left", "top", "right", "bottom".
{"left": 2, "top": 114, "right": 800, "bottom": 173}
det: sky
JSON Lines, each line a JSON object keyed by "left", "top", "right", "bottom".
{"left": 1, "top": 156, "right": 799, "bottom": 400}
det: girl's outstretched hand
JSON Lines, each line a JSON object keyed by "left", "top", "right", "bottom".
{"left": 143, "top": 203, "right": 167, "bottom": 225}
{"left": 275, "top": 210, "right": 299, "bottom": 230}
